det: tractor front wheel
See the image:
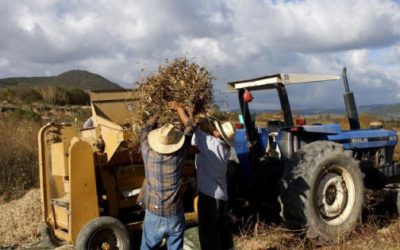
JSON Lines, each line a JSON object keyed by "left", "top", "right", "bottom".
{"left": 76, "top": 216, "right": 130, "bottom": 250}
{"left": 281, "top": 141, "right": 364, "bottom": 240}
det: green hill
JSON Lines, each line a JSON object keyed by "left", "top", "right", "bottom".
{"left": 365, "top": 103, "right": 400, "bottom": 119}
{"left": 0, "top": 70, "right": 122, "bottom": 90}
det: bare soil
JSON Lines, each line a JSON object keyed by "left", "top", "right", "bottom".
{"left": 2, "top": 189, "right": 400, "bottom": 250}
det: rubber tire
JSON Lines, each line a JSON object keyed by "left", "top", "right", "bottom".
{"left": 76, "top": 216, "right": 130, "bottom": 250}
{"left": 280, "top": 141, "right": 364, "bottom": 240}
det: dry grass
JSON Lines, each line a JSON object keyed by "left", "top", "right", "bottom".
{"left": 133, "top": 57, "right": 214, "bottom": 122}
{"left": 234, "top": 189, "right": 400, "bottom": 250}
{"left": 234, "top": 223, "right": 305, "bottom": 250}
{"left": 0, "top": 189, "right": 41, "bottom": 247}
{"left": 130, "top": 57, "right": 215, "bottom": 144}
{"left": 234, "top": 218, "right": 400, "bottom": 250}
{"left": 0, "top": 119, "right": 40, "bottom": 200}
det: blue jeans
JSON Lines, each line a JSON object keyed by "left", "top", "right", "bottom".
{"left": 140, "top": 209, "right": 185, "bottom": 250}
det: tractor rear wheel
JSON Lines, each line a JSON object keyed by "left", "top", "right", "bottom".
{"left": 76, "top": 216, "right": 130, "bottom": 250}
{"left": 280, "top": 141, "right": 364, "bottom": 240}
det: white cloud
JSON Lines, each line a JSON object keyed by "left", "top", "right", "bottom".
{"left": 0, "top": 0, "right": 400, "bottom": 108}
{"left": 177, "top": 37, "right": 231, "bottom": 64}
{"left": 0, "top": 57, "right": 9, "bottom": 68}
{"left": 348, "top": 50, "right": 370, "bottom": 67}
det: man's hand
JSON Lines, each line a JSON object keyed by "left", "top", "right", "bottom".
{"left": 168, "top": 101, "right": 182, "bottom": 110}
{"left": 186, "top": 107, "right": 194, "bottom": 119}
{"left": 145, "top": 116, "right": 158, "bottom": 127}
{"left": 168, "top": 101, "right": 193, "bottom": 127}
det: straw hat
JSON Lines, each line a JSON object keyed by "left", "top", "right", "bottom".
{"left": 148, "top": 124, "right": 185, "bottom": 154}
{"left": 214, "top": 121, "right": 236, "bottom": 146}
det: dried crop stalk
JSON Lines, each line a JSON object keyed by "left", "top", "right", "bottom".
{"left": 130, "top": 57, "right": 215, "bottom": 144}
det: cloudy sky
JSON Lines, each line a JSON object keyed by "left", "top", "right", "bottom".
{"left": 1, "top": 0, "right": 400, "bottom": 111}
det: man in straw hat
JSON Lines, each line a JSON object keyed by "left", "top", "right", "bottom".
{"left": 139, "top": 106, "right": 194, "bottom": 250}
{"left": 169, "top": 101, "right": 236, "bottom": 250}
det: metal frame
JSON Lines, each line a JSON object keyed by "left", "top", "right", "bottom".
{"left": 229, "top": 73, "right": 340, "bottom": 127}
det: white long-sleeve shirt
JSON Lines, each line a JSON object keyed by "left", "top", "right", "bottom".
{"left": 191, "top": 130, "right": 230, "bottom": 201}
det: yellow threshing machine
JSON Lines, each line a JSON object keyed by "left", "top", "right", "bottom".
{"left": 38, "top": 90, "right": 197, "bottom": 249}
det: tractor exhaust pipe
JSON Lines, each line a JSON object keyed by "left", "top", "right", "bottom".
{"left": 342, "top": 67, "right": 360, "bottom": 129}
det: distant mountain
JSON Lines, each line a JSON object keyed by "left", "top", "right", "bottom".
{"left": 0, "top": 70, "right": 123, "bottom": 90}
{"left": 365, "top": 103, "right": 400, "bottom": 119}
{"left": 231, "top": 103, "right": 400, "bottom": 120}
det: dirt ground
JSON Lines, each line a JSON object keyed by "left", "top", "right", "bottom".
{"left": 0, "top": 190, "right": 42, "bottom": 248}
{"left": 2, "top": 189, "right": 400, "bottom": 250}
{"left": 0, "top": 189, "right": 201, "bottom": 250}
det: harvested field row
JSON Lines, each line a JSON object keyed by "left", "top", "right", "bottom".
{"left": 233, "top": 218, "right": 400, "bottom": 250}
{"left": 2, "top": 189, "right": 400, "bottom": 249}
{"left": 0, "top": 189, "right": 41, "bottom": 247}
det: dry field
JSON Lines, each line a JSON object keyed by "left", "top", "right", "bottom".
{"left": 1, "top": 188, "right": 400, "bottom": 249}
{"left": 2, "top": 109, "right": 400, "bottom": 249}
{"left": 233, "top": 188, "right": 400, "bottom": 249}
{"left": 0, "top": 189, "right": 41, "bottom": 247}
{"left": 233, "top": 219, "right": 400, "bottom": 250}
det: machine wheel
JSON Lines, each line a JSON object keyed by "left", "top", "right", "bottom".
{"left": 76, "top": 216, "right": 130, "bottom": 250}
{"left": 280, "top": 141, "right": 364, "bottom": 240}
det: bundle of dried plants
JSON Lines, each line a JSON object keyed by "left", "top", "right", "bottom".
{"left": 130, "top": 57, "right": 215, "bottom": 144}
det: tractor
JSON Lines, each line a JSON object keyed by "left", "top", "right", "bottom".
{"left": 228, "top": 68, "right": 399, "bottom": 240}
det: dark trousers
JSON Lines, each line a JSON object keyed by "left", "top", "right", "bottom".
{"left": 198, "top": 192, "right": 234, "bottom": 250}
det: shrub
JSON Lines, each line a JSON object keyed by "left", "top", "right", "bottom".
{"left": 0, "top": 119, "right": 40, "bottom": 200}
{"left": 37, "top": 86, "right": 90, "bottom": 105}
{"left": 66, "top": 88, "right": 90, "bottom": 105}
{"left": 0, "top": 87, "right": 42, "bottom": 104}
{"left": 0, "top": 86, "right": 90, "bottom": 106}
{"left": 38, "top": 86, "right": 69, "bottom": 105}
{"left": 9, "top": 108, "right": 41, "bottom": 122}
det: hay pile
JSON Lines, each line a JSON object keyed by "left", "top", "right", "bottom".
{"left": 131, "top": 57, "right": 215, "bottom": 141}
{"left": 0, "top": 189, "right": 41, "bottom": 247}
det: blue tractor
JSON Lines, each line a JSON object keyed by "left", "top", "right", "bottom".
{"left": 227, "top": 68, "right": 398, "bottom": 240}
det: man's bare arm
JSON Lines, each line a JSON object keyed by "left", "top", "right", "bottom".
{"left": 168, "top": 101, "right": 192, "bottom": 126}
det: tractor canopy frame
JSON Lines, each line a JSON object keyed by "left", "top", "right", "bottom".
{"left": 228, "top": 72, "right": 341, "bottom": 127}
{"left": 228, "top": 72, "right": 341, "bottom": 156}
